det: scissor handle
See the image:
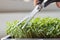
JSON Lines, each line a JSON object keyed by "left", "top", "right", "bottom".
{"left": 44, "top": 0, "right": 60, "bottom": 7}
{"left": 37, "top": 0, "right": 60, "bottom": 7}
{"left": 51, "top": 0, "right": 60, "bottom": 2}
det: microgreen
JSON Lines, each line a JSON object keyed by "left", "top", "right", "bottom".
{"left": 6, "top": 17, "right": 60, "bottom": 38}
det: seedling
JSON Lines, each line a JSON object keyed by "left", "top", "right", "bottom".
{"left": 6, "top": 17, "right": 60, "bottom": 38}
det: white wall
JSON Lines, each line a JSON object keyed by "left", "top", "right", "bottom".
{"left": 0, "top": 0, "right": 60, "bottom": 12}
{"left": 0, "top": 0, "right": 33, "bottom": 12}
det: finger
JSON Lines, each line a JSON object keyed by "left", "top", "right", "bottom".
{"left": 56, "top": 2, "right": 60, "bottom": 8}
{"left": 34, "top": 0, "right": 38, "bottom": 6}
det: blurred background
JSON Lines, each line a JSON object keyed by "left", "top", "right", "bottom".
{"left": 0, "top": 0, "right": 60, "bottom": 39}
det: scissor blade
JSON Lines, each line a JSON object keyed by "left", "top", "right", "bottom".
{"left": 22, "top": 5, "right": 42, "bottom": 29}
{"left": 10, "top": 5, "right": 42, "bottom": 31}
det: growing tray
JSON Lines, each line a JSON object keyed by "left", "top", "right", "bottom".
{"left": 1, "top": 35, "right": 60, "bottom": 40}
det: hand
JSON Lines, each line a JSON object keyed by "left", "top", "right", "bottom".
{"left": 56, "top": 2, "right": 60, "bottom": 8}
{"left": 34, "top": 0, "right": 60, "bottom": 8}
{"left": 34, "top": 0, "right": 44, "bottom": 6}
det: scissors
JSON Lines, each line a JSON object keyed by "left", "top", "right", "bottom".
{"left": 10, "top": 0, "right": 60, "bottom": 30}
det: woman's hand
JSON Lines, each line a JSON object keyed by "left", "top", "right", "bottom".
{"left": 56, "top": 2, "right": 60, "bottom": 8}
{"left": 34, "top": 0, "right": 60, "bottom": 8}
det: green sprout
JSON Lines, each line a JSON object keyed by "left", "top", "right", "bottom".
{"left": 6, "top": 17, "right": 60, "bottom": 38}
